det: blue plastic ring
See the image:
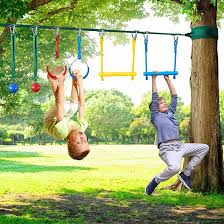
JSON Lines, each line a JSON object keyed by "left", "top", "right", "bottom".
{"left": 69, "top": 58, "right": 89, "bottom": 80}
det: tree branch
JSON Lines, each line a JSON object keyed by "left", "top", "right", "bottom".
{"left": 38, "top": 1, "right": 78, "bottom": 23}
{"left": 28, "top": 0, "right": 53, "bottom": 10}
{"left": 38, "top": 6, "right": 73, "bottom": 23}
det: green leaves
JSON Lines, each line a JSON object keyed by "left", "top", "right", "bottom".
{"left": 148, "top": 0, "right": 223, "bottom": 22}
{"left": 0, "top": 0, "right": 30, "bottom": 21}
{"left": 85, "top": 89, "right": 133, "bottom": 142}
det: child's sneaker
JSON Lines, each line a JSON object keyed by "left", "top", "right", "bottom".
{"left": 145, "top": 177, "right": 158, "bottom": 195}
{"left": 178, "top": 172, "right": 191, "bottom": 190}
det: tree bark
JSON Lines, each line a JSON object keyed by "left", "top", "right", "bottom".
{"left": 187, "top": 0, "right": 224, "bottom": 192}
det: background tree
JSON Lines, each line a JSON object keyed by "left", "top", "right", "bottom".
{"left": 219, "top": 91, "right": 224, "bottom": 144}
{"left": 85, "top": 89, "right": 133, "bottom": 143}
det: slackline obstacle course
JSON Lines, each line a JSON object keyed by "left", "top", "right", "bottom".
{"left": 0, "top": 23, "right": 218, "bottom": 93}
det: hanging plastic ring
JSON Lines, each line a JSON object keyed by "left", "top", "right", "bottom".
{"left": 69, "top": 58, "right": 89, "bottom": 80}
{"left": 47, "top": 65, "right": 67, "bottom": 79}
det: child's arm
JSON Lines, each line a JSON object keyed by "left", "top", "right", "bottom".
{"left": 71, "top": 79, "right": 79, "bottom": 103}
{"left": 164, "top": 75, "right": 176, "bottom": 96}
{"left": 150, "top": 76, "right": 158, "bottom": 118}
{"left": 75, "top": 72, "right": 85, "bottom": 120}
{"left": 152, "top": 75, "right": 158, "bottom": 93}
{"left": 56, "top": 71, "right": 66, "bottom": 123}
{"left": 164, "top": 76, "right": 178, "bottom": 113}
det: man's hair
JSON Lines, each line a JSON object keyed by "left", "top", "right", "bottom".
{"left": 149, "top": 96, "right": 164, "bottom": 111}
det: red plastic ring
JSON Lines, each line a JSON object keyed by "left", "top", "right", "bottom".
{"left": 46, "top": 65, "right": 67, "bottom": 79}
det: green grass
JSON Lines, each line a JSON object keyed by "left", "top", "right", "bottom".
{"left": 0, "top": 145, "right": 223, "bottom": 224}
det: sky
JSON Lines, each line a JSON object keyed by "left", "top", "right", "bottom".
{"left": 63, "top": 15, "right": 224, "bottom": 106}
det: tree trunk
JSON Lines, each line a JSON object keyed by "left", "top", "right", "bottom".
{"left": 187, "top": 1, "right": 224, "bottom": 192}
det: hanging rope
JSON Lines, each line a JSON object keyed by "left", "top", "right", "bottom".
{"left": 77, "top": 29, "right": 82, "bottom": 60}
{"left": 173, "top": 36, "right": 178, "bottom": 73}
{"left": 10, "top": 25, "right": 16, "bottom": 80}
{"left": 55, "top": 28, "right": 59, "bottom": 59}
{"left": 144, "top": 34, "right": 148, "bottom": 73}
{"left": 8, "top": 25, "right": 19, "bottom": 93}
{"left": 99, "top": 32, "right": 104, "bottom": 74}
{"left": 32, "top": 26, "right": 38, "bottom": 81}
{"left": 55, "top": 35, "right": 59, "bottom": 58}
{"left": 131, "top": 33, "right": 137, "bottom": 73}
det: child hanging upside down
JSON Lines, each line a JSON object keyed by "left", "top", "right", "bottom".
{"left": 44, "top": 66, "right": 90, "bottom": 160}
{"left": 145, "top": 75, "right": 209, "bottom": 194}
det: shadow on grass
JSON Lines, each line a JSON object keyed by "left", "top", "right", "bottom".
{"left": 0, "top": 189, "right": 223, "bottom": 224}
{"left": 0, "top": 151, "right": 42, "bottom": 158}
{"left": 0, "top": 159, "right": 94, "bottom": 173}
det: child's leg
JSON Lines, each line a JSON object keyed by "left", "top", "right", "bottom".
{"left": 155, "top": 150, "right": 182, "bottom": 183}
{"left": 45, "top": 66, "right": 66, "bottom": 124}
{"left": 44, "top": 77, "right": 58, "bottom": 125}
{"left": 181, "top": 143, "right": 209, "bottom": 176}
{"left": 43, "top": 105, "right": 57, "bottom": 126}
{"left": 48, "top": 76, "right": 58, "bottom": 99}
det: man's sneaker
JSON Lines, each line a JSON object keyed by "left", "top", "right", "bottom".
{"left": 145, "top": 177, "right": 158, "bottom": 195}
{"left": 178, "top": 172, "right": 191, "bottom": 190}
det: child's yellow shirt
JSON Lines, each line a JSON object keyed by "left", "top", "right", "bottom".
{"left": 45, "top": 117, "right": 88, "bottom": 140}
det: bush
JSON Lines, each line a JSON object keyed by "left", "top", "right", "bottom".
{"left": 3, "top": 138, "right": 14, "bottom": 145}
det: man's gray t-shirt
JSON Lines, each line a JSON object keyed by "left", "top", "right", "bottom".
{"left": 151, "top": 92, "right": 179, "bottom": 147}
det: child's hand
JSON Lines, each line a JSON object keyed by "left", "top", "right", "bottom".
{"left": 72, "top": 69, "right": 83, "bottom": 86}
{"left": 51, "top": 66, "right": 66, "bottom": 75}
{"left": 72, "top": 69, "right": 82, "bottom": 77}
{"left": 164, "top": 75, "right": 170, "bottom": 81}
{"left": 152, "top": 75, "right": 157, "bottom": 80}
{"left": 53, "top": 66, "right": 66, "bottom": 82}
{"left": 76, "top": 74, "right": 84, "bottom": 86}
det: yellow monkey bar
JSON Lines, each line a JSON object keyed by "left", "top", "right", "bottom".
{"left": 98, "top": 34, "right": 137, "bottom": 81}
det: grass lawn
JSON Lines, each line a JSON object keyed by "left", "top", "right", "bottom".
{"left": 0, "top": 144, "right": 223, "bottom": 224}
